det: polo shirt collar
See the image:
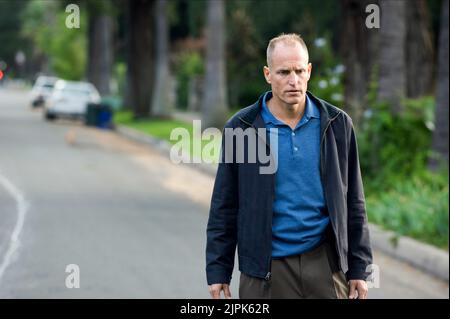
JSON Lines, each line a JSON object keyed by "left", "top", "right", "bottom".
{"left": 261, "top": 91, "right": 320, "bottom": 126}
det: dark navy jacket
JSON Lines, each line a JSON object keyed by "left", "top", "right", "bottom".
{"left": 206, "top": 91, "right": 373, "bottom": 285}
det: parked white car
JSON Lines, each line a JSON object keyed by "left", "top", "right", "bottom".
{"left": 44, "top": 80, "right": 101, "bottom": 120}
{"left": 29, "top": 75, "right": 59, "bottom": 108}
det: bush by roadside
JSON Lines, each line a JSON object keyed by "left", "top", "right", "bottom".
{"left": 366, "top": 170, "right": 449, "bottom": 250}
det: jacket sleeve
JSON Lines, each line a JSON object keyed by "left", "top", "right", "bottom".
{"left": 206, "top": 125, "right": 239, "bottom": 285}
{"left": 345, "top": 119, "right": 373, "bottom": 281}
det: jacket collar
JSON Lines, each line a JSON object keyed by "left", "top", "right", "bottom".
{"left": 238, "top": 91, "right": 341, "bottom": 131}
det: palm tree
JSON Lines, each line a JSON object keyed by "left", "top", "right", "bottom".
{"left": 87, "top": 0, "right": 114, "bottom": 96}
{"left": 340, "top": 0, "right": 379, "bottom": 125}
{"left": 378, "top": 0, "right": 407, "bottom": 114}
{"left": 201, "top": 0, "right": 228, "bottom": 129}
{"left": 125, "top": 0, "right": 155, "bottom": 118}
{"left": 151, "top": 0, "right": 173, "bottom": 118}
{"left": 406, "top": 0, "right": 434, "bottom": 98}
{"left": 429, "top": 0, "right": 449, "bottom": 170}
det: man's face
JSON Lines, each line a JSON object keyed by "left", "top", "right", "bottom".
{"left": 264, "top": 42, "right": 312, "bottom": 106}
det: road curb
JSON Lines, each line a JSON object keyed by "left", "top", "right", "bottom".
{"left": 369, "top": 224, "right": 448, "bottom": 281}
{"left": 115, "top": 124, "right": 449, "bottom": 282}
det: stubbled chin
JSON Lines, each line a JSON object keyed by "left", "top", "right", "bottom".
{"left": 281, "top": 94, "right": 304, "bottom": 104}
{"left": 284, "top": 94, "right": 303, "bottom": 101}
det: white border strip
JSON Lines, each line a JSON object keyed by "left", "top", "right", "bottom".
{"left": 0, "top": 172, "right": 29, "bottom": 284}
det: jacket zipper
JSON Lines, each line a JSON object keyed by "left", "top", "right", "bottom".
{"left": 320, "top": 113, "right": 342, "bottom": 268}
{"left": 265, "top": 167, "right": 275, "bottom": 282}
{"left": 239, "top": 117, "right": 274, "bottom": 280}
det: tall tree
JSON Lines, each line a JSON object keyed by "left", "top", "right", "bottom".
{"left": 86, "top": 0, "right": 114, "bottom": 96}
{"left": 227, "top": 6, "right": 263, "bottom": 109}
{"left": 125, "top": 0, "right": 155, "bottom": 118}
{"left": 0, "top": 0, "right": 31, "bottom": 77}
{"left": 201, "top": 0, "right": 228, "bottom": 129}
{"left": 378, "top": 0, "right": 407, "bottom": 114}
{"left": 151, "top": 0, "right": 173, "bottom": 118}
{"left": 406, "top": 0, "right": 434, "bottom": 98}
{"left": 429, "top": 0, "right": 449, "bottom": 170}
{"left": 340, "top": 0, "right": 379, "bottom": 125}
{"left": 20, "top": 0, "right": 57, "bottom": 78}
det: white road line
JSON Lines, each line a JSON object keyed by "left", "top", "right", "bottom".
{"left": 0, "top": 171, "right": 29, "bottom": 284}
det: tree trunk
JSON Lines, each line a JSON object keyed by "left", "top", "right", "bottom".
{"left": 429, "top": 0, "right": 449, "bottom": 170}
{"left": 378, "top": 0, "right": 407, "bottom": 114}
{"left": 201, "top": 0, "right": 228, "bottom": 129}
{"left": 340, "top": 0, "right": 379, "bottom": 125}
{"left": 88, "top": 14, "right": 113, "bottom": 96}
{"left": 123, "top": 0, "right": 132, "bottom": 110}
{"left": 126, "top": 0, "right": 155, "bottom": 118}
{"left": 151, "top": 0, "right": 173, "bottom": 118}
{"left": 406, "top": 0, "right": 434, "bottom": 98}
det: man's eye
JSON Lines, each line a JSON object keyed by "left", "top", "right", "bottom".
{"left": 279, "top": 71, "right": 289, "bottom": 75}
{"left": 296, "top": 70, "right": 305, "bottom": 74}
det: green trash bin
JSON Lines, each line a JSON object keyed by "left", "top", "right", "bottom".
{"left": 85, "top": 102, "right": 100, "bottom": 126}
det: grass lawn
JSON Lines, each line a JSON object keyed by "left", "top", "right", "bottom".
{"left": 114, "top": 110, "right": 221, "bottom": 164}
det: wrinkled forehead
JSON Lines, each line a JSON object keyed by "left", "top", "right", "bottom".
{"left": 270, "top": 42, "right": 309, "bottom": 68}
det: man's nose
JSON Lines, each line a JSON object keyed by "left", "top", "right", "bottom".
{"left": 288, "top": 72, "right": 299, "bottom": 85}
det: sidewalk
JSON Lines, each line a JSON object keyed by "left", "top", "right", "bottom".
{"left": 115, "top": 122, "right": 449, "bottom": 283}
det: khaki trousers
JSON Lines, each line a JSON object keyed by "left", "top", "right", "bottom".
{"left": 239, "top": 241, "right": 349, "bottom": 299}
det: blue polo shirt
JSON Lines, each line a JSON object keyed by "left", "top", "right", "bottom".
{"left": 261, "top": 91, "right": 329, "bottom": 258}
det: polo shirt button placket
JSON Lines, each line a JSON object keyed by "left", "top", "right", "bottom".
{"left": 292, "top": 131, "right": 298, "bottom": 152}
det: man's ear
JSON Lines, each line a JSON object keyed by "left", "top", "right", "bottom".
{"left": 307, "top": 63, "right": 312, "bottom": 81}
{"left": 263, "top": 66, "right": 271, "bottom": 84}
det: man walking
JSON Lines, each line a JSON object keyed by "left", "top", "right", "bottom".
{"left": 206, "top": 33, "right": 372, "bottom": 299}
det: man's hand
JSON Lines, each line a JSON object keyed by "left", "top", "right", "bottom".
{"left": 348, "top": 280, "right": 368, "bottom": 299}
{"left": 208, "top": 283, "right": 232, "bottom": 299}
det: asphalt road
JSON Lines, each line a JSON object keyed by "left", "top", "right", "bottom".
{"left": 0, "top": 86, "right": 448, "bottom": 299}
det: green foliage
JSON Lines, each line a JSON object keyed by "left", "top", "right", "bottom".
{"left": 174, "top": 51, "right": 204, "bottom": 110}
{"left": 85, "top": 0, "right": 117, "bottom": 17}
{"left": 0, "top": 0, "right": 30, "bottom": 70}
{"left": 359, "top": 94, "right": 435, "bottom": 192}
{"left": 226, "top": 6, "right": 266, "bottom": 108}
{"left": 166, "top": 0, "right": 208, "bottom": 39}
{"left": 21, "top": 0, "right": 86, "bottom": 80}
{"left": 232, "top": 0, "right": 339, "bottom": 48}
{"left": 49, "top": 13, "right": 87, "bottom": 80}
{"left": 359, "top": 71, "right": 448, "bottom": 249}
{"left": 307, "top": 35, "right": 344, "bottom": 106}
{"left": 366, "top": 170, "right": 449, "bottom": 249}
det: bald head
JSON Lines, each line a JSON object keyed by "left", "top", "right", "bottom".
{"left": 266, "top": 33, "right": 309, "bottom": 69}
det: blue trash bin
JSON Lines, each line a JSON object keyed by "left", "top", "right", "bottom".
{"left": 96, "top": 104, "right": 113, "bottom": 129}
